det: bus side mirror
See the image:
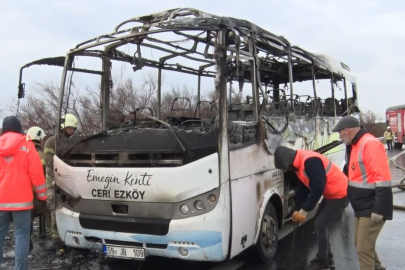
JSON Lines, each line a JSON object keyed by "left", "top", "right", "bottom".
{"left": 18, "top": 83, "right": 25, "bottom": 99}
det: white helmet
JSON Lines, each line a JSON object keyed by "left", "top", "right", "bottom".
{"left": 61, "top": 114, "right": 78, "bottom": 129}
{"left": 26, "top": 126, "right": 46, "bottom": 142}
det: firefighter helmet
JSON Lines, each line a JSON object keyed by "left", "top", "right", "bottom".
{"left": 26, "top": 126, "right": 46, "bottom": 142}
{"left": 61, "top": 114, "right": 78, "bottom": 129}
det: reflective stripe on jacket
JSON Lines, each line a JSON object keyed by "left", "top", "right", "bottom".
{"left": 293, "top": 150, "right": 348, "bottom": 199}
{"left": 347, "top": 132, "right": 393, "bottom": 219}
{"left": 0, "top": 132, "right": 47, "bottom": 211}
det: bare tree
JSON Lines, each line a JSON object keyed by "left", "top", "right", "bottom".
{"left": 359, "top": 110, "right": 389, "bottom": 137}
{"left": 6, "top": 72, "right": 218, "bottom": 135}
{"left": 77, "top": 87, "right": 102, "bottom": 134}
{"left": 0, "top": 103, "right": 4, "bottom": 120}
{"left": 361, "top": 110, "right": 382, "bottom": 131}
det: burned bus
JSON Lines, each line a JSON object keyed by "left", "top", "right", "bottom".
{"left": 18, "top": 8, "right": 359, "bottom": 263}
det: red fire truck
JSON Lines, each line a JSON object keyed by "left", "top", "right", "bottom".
{"left": 386, "top": 105, "right": 405, "bottom": 149}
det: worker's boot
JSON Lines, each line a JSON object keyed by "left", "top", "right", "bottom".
{"left": 305, "top": 257, "right": 330, "bottom": 270}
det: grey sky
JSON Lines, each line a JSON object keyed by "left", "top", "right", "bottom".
{"left": 1, "top": 0, "right": 404, "bottom": 124}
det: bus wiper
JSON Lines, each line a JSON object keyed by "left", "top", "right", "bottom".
{"left": 145, "top": 115, "right": 187, "bottom": 154}
{"left": 60, "top": 130, "right": 108, "bottom": 158}
{"left": 314, "top": 140, "right": 343, "bottom": 154}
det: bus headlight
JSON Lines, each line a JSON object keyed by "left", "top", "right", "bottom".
{"left": 172, "top": 187, "right": 220, "bottom": 219}
{"left": 194, "top": 200, "right": 204, "bottom": 210}
{"left": 180, "top": 204, "right": 190, "bottom": 215}
{"left": 208, "top": 194, "right": 217, "bottom": 202}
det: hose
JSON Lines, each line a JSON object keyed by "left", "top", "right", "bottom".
{"left": 390, "top": 151, "right": 405, "bottom": 210}
{"left": 393, "top": 204, "right": 405, "bottom": 211}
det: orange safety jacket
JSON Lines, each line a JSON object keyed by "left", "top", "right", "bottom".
{"left": 347, "top": 131, "right": 393, "bottom": 219}
{"left": 0, "top": 132, "right": 47, "bottom": 211}
{"left": 293, "top": 150, "right": 347, "bottom": 199}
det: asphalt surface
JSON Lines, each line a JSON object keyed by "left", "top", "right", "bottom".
{"left": 2, "top": 149, "right": 405, "bottom": 270}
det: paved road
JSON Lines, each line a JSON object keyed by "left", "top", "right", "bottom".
{"left": 236, "top": 149, "right": 405, "bottom": 270}
{"left": 136, "top": 149, "right": 405, "bottom": 270}
{"left": 2, "top": 150, "right": 405, "bottom": 270}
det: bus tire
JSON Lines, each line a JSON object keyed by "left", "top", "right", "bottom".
{"left": 394, "top": 142, "right": 403, "bottom": 150}
{"left": 255, "top": 203, "right": 278, "bottom": 264}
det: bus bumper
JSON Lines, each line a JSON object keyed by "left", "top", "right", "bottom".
{"left": 55, "top": 184, "right": 230, "bottom": 262}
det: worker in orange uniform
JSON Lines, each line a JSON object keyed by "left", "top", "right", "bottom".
{"left": 0, "top": 116, "right": 47, "bottom": 270}
{"left": 333, "top": 116, "right": 392, "bottom": 270}
{"left": 274, "top": 146, "right": 349, "bottom": 270}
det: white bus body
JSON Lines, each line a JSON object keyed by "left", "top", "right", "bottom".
{"left": 18, "top": 8, "right": 359, "bottom": 263}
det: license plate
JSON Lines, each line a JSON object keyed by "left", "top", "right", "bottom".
{"left": 103, "top": 245, "right": 145, "bottom": 260}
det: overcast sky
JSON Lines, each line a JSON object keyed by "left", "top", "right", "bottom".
{"left": 1, "top": 0, "right": 404, "bottom": 124}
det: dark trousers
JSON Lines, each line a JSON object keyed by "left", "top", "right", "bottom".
{"left": 314, "top": 196, "right": 349, "bottom": 260}
{"left": 386, "top": 140, "right": 393, "bottom": 150}
{"left": 0, "top": 210, "right": 32, "bottom": 270}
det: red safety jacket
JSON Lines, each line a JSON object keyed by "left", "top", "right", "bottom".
{"left": 347, "top": 131, "right": 393, "bottom": 219}
{"left": 0, "top": 132, "right": 47, "bottom": 211}
{"left": 293, "top": 150, "right": 347, "bottom": 199}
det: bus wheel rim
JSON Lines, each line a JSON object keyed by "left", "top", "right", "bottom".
{"left": 261, "top": 212, "right": 277, "bottom": 251}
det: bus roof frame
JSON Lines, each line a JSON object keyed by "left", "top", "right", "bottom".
{"left": 63, "top": 8, "right": 355, "bottom": 85}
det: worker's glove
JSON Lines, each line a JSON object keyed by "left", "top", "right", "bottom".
{"left": 371, "top": 212, "right": 384, "bottom": 223}
{"left": 292, "top": 209, "right": 307, "bottom": 224}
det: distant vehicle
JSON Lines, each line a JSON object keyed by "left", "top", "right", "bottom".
{"left": 18, "top": 8, "right": 359, "bottom": 264}
{"left": 386, "top": 105, "right": 405, "bottom": 149}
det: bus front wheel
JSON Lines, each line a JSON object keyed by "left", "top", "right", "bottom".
{"left": 255, "top": 203, "right": 278, "bottom": 263}
{"left": 395, "top": 142, "right": 403, "bottom": 150}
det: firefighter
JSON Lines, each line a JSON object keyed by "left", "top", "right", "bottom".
{"left": 384, "top": 126, "right": 394, "bottom": 150}
{"left": 274, "top": 146, "right": 349, "bottom": 270}
{"left": 333, "top": 116, "right": 392, "bottom": 270}
{"left": 26, "top": 126, "right": 47, "bottom": 251}
{"left": 0, "top": 116, "right": 47, "bottom": 269}
{"left": 43, "top": 114, "right": 78, "bottom": 254}
{"left": 26, "top": 126, "right": 46, "bottom": 164}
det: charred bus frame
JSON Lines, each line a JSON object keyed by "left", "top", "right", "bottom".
{"left": 17, "top": 8, "right": 359, "bottom": 263}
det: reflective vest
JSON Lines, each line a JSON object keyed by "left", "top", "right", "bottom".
{"left": 348, "top": 134, "right": 391, "bottom": 189}
{"left": 292, "top": 150, "right": 348, "bottom": 199}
